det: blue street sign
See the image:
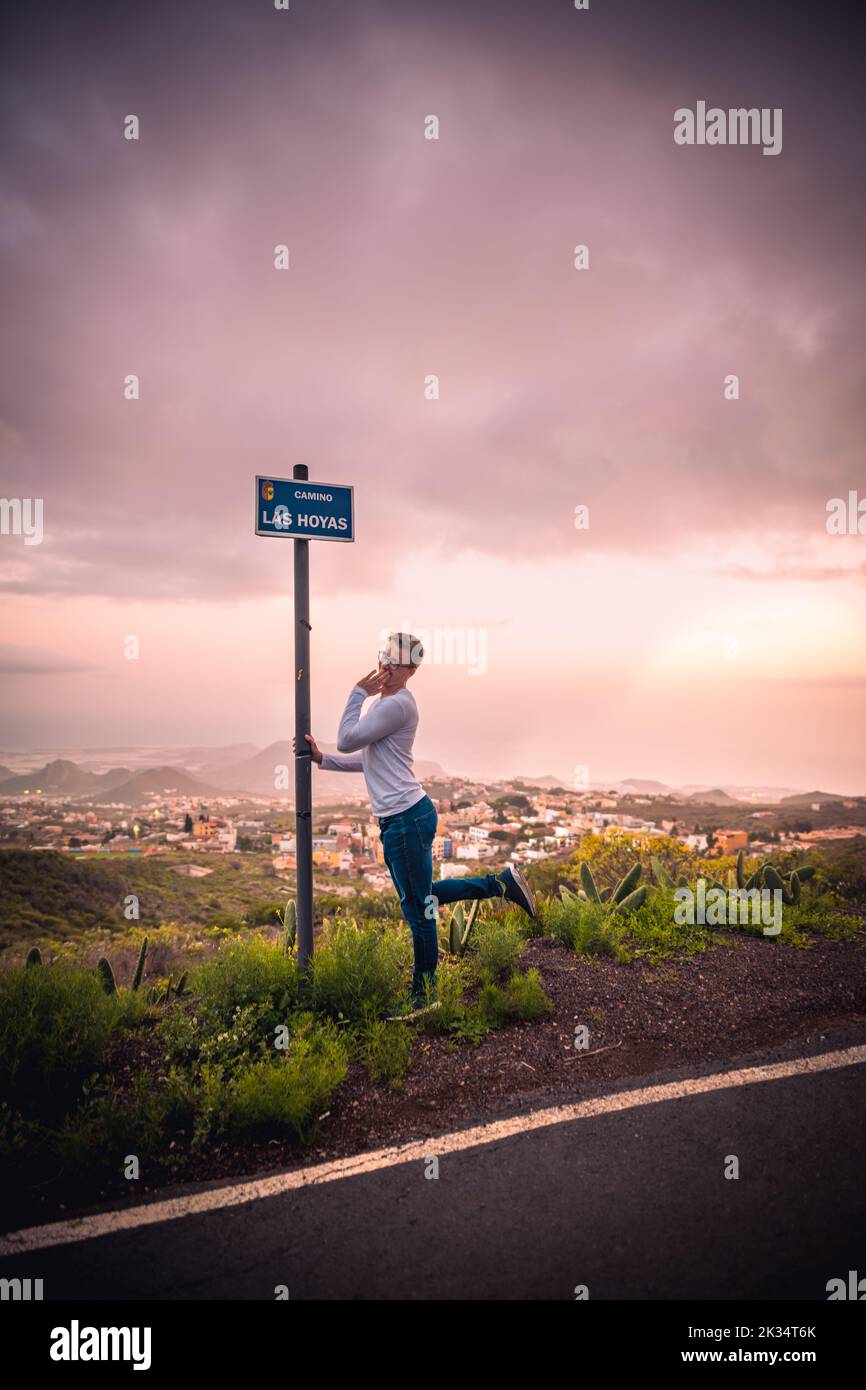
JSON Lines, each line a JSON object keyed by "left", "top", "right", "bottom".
{"left": 255, "top": 475, "right": 355, "bottom": 542}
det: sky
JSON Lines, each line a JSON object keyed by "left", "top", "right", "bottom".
{"left": 1, "top": 0, "right": 864, "bottom": 791}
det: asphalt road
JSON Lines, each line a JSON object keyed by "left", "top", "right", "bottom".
{"left": 3, "top": 1042, "right": 864, "bottom": 1300}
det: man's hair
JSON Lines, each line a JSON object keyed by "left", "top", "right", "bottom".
{"left": 389, "top": 631, "right": 424, "bottom": 667}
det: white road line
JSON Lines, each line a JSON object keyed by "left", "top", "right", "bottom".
{"left": 2, "top": 1043, "right": 864, "bottom": 1257}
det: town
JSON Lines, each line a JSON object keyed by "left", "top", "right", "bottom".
{"left": 2, "top": 754, "right": 863, "bottom": 897}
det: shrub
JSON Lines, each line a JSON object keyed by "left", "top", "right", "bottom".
{"left": 615, "top": 887, "right": 711, "bottom": 959}
{"left": 357, "top": 1017, "right": 414, "bottom": 1088}
{"left": 543, "top": 897, "right": 628, "bottom": 959}
{"left": 502, "top": 967, "right": 553, "bottom": 1020}
{"left": 418, "top": 959, "right": 467, "bottom": 1035}
{"left": 55, "top": 1070, "right": 170, "bottom": 1177}
{"left": 197, "top": 1002, "right": 275, "bottom": 1071}
{"left": 192, "top": 937, "right": 299, "bottom": 1028}
{"left": 475, "top": 969, "right": 553, "bottom": 1027}
{"left": 227, "top": 1015, "right": 348, "bottom": 1142}
{"left": 309, "top": 920, "right": 409, "bottom": 1020}
{"left": 783, "top": 891, "right": 862, "bottom": 943}
{"left": 0, "top": 965, "right": 142, "bottom": 1115}
{"left": 468, "top": 914, "right": 525, "bottom": 983}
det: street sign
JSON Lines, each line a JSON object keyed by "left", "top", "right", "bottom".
{"left": 255, "top": 475, "right": 354, "bottom": 542}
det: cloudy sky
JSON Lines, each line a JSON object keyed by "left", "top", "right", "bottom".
{"left": 1, "top": 0, "right": 864, "bottom": 790}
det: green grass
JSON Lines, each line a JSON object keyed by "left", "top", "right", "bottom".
{"left": 0, "top": 962, "right": 146, "bottom": 1115}
{"left": 475, "top": 969, "right": 553, "bottom": 1026}
{"left": 309, "top": 919, "right": 410, "bottom": 1021}
{"left": 537, "top": 874, "right": 865, "bottom": 961}
{"left": 0, "top": 846, "right": 406, "bottom": 959}
{"left": 227, "top": 1015, "right": 348, "bottom": 1141}
{"left": 355, "top": 1016, "right": 414, "bottom": 1088}
{"left": 191, "top": 935, "right": 300, "bottom": 1028}
{"left": 465, "top": 913, "right": 526, "bottom": 983}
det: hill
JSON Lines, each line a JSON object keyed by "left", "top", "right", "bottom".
{"left": 614, "top": 778, "right": 670, "bottom": 795}
{"left": 105, "top": 767, "right": 220, "bottom": 805}
{"left": 779, "top": 789, "right": 845, "bottom": 807}
{"left": 0, "top": 759, "right": 132, "bottom": 796}
{"left": 685, "top": 787, "right": 739, "bottom": 805}
{"left": 208, "top": 741, "right": 447, "bottom": 800}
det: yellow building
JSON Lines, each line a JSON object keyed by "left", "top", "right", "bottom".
{"left": 715, "top": 829, "right": 748, "bottom": 854}
{"left": 312, "top": 848, "right": 341, "bottom": 870}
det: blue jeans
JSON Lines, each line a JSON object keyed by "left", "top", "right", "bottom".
{"left": 378, "top": 794, "right": 506, "bottom": 999}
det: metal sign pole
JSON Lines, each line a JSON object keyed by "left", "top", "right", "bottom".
{"left": 255, "top": 466, "right": 354, "bottom": 968}
{"left": 292, "top": 463, "right": 314, "bottom": 972}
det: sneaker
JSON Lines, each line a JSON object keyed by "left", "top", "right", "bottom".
{"left": 385, "top": 997, "right": 442, "bottom": 1022}
{"left": 497, "top": 864, "right": 536, "bottom": 918}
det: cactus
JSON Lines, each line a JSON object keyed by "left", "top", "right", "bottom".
{"left": 762, "top": 865, "right": 786, "bottom": 894}
{"left": 448, "top": 900, "right": 481, "bottom": 957}
{"left": 612, "top": 862, "right": 642, "bottom": 903}
{"left": 97, "top": 957, "right": 117, "bottom": 995}
{"left": 580, "top": 862, "right": 601, "bottom": 903}
{"left": 25, "top": 947, "right": 42, "bottom": 967}
{"left": 146, "top": 986, "right": 158, "bottom": 1004}
{"left": 281, "top": 898, "right": 297, "bottom": 954}
{"left": 449, "top": 904, "right": 466, "bottom": 956}
{"left": 156, "top": 974, "right": 175, "bottom": 1006}
{"left": 131, "top": 936, "right": 148, "bottom": 991}
{"left": 563, "top": 859, "right": 650, "bottom": 917}
{"left": 795, "top": 866, "right": 816, "bottom": 883}
{"left": 175, "top": 971, "right": 189, "bottom": 996}
{"left": 651, "top": 857, "right": 675, "bottom": 889}
{"left": 613, "top": 885, "right": 647, "bottom": 913}
{"left": 464, "top": 898, "right": 480, "bottom": 940}
{"left": 787, "top": 871, "right": 801, "bottom": 906}
{"left": 736, "top": 849, "right": 745, "bottom": 890}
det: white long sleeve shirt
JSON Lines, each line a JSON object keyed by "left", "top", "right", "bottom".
{"left": 319, "top": 684, "right": 426, "bottom": 818}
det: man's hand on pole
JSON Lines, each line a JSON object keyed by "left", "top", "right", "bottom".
{"left": 293, "top": 733, "right": 323, "bottom": 764}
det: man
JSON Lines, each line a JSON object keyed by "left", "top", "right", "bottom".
{"left": 299, "top": 630, "right": 535, "bottom": 1016}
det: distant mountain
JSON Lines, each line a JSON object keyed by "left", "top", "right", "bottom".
{"left": 0, "top": 766, "right": 12, "bottom": 782}
{"left": 104, "top": 767, "right": 220, "bottom": 805}
{"left": 0, "top": 759, "right": 132, "bottom": 796}
{"left": 0, "top": 758, "right": 220, "bottom": 805}
{"left": 677, "top": 783, "right": 801, "bottom": 804}
{"left": 720, "top": 785, "right": 800, "bottom": 804}
{"left": 614, "top": 778, "right": 670, "bottom": 795}
{"left": 684, "top": 787, "right": 739, "bottom": 805}
{"left": 512, "top": 775, "right": 571, "bottom": 789}
{"left": 779, "top": 789, "right": 844, "bottom": 807}
{"left": 207, "top": 741, "right": 447, "bottom": 800}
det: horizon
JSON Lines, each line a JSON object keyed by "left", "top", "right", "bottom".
{"left": 0, "top": 742, "right": 860, "bottom": 801}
